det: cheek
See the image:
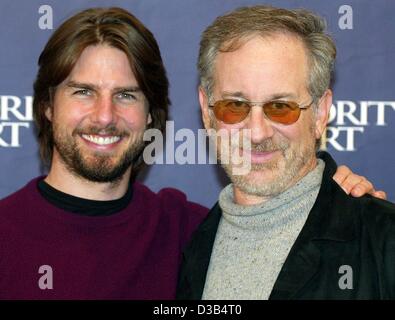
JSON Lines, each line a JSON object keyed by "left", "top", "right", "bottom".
{"left": 278, "top": 111, "right": 316, "bottom": 140}
{"left": 52, "top": 110, "right": 77, "bottom": 129}
{"left": 278, "top": 122, "right": 315, "bottom": 146}
{"left": 121, "top": 109, "right": 150, "bottom": 130}
{"left": 276, "top": 126, "right": 299, "bottom": 141}
{"left": 53, "top": 101, "right": 88, "bottom": 124}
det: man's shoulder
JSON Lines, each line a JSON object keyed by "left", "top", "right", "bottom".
{"left": 357, "top": 195, "right": 395, "bottom": 229}
{"left": 132, "top": 181, "right": 209, "bottom": 218}
{"left": 0, "top": 178, "right": 42, "bottom": 244}
{"left": 336, "top": 193, "right": 395, "bottom": 244}
{"left": 0, "top": 177, "right": 40, "bottom": 210}
{"left": 317, "top": 153, "right": 395, "bottom": 240}
{"left": 132, "top": 182, "right": 209, "bottom": 243}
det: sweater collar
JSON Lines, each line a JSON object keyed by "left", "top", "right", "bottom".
{"left": 218, "top": 159, "right": 324, "bottom": 232}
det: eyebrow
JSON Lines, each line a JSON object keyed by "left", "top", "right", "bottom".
{"left": 221, "top": 91, "right": 298, "bottom": 101}
{"left": 65, "top": 81, "right": 142, "bottom": 93}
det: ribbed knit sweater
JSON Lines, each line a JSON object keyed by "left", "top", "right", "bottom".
{"left": 202, "top": 160, "right": 325, "bottom": 299}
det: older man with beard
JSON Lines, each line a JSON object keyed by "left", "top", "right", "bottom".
{"left": 177, "top": 5, "right": 395, "bottom": 300}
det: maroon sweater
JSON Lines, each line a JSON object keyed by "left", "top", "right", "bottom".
{"left": 0, "top": 177, "right": 208, "bottom": 299}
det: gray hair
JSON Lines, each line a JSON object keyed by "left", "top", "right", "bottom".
{"left": 198, "top": 5, "right": 336, "bottom": 102}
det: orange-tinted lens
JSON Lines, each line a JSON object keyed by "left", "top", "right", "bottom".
{"left": 213, "top": 100, "right": 251, "bottom": 124}
{"left": 263, "top": 101, "right": 301, "bottom": 124}
{"left": 212, "top": 100, "right": 302, "bottom": 125}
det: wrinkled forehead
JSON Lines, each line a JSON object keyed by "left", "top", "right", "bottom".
{"left": 212, "top": 33, "right": 310, "bottom": 100}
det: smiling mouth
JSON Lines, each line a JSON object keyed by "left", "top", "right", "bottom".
{"left": 81, "top": 134, "right": 121, "bottom": 146}
{"left": 240, "top": 149, "right": 280, "bottom": 163}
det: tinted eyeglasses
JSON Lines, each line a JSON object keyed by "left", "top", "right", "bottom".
{"left": 209, "top": 99, "right": 314, "bottom": 125}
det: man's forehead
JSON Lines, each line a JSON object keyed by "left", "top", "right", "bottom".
{"left": 215, "top": 33, "right": 309, "bottom": 74}
{"left": 212, "top": 33, "right": 309, "bottom": 99}
{"left": 219, "top": 90, "right": 298, "bottom": 101}
{"left": 73, "top": 45, "right": 132, "bottom": 66}
{"left": 62, "top": 44, "right": 139, "bottom": 90}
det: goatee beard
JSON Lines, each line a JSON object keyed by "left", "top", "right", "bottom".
{"left": 53, "top": 125, "right": 145, "bottom": 183}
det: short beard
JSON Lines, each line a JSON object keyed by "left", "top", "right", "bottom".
{"left": 224, "top": 143, "right": 315, "bottom": 197}
{"left": 216, "top": 121, "right": 317, "bottom": 198}
{"left": 53, "top": 125, "right": 145, "bottom": 184}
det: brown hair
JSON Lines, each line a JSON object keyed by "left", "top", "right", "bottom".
{"left": 198, "top": 5, "right": 336, "bottom": 103}
{"left": 33, "top": 7, "right": 169, "bottom": 167}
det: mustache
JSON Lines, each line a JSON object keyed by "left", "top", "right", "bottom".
{"left": 224, "top": 129, "right": 290, "bottom": 152}
{"left": 73, "top": 125, "right": 129, "bottom": 137}
{"left": 252, "top": 140, "right": 288, "bottom": 152}
{"left": 235, "top": 138, "right": 290, "bottom": 152}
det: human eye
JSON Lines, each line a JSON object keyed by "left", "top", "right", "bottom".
{"left": 232, "top": 100, "right": 246, "bottom": 107}
{"left": 265, "top": 101, "right": 294, "bottom": 116}
{"left": 225, "top": 100, "right": 247, "bottom": 109}
{"left": 114, "top": 91, "right": 141, "bottom": 105}
{"left": 269, "top": 101, "right": 293, "bottom": 110}
{"left": 73, "top": 88, "right": 92, "bottom": 97}
{"left": 118, "top": 92, "right": 137, "bottom": 101}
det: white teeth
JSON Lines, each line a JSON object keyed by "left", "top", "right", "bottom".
{"left": 82, "top": 134, "right": 121, "bottom": 145}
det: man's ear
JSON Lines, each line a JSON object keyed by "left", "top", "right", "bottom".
{"left": 45, "top": 105, "right": 52, "bottom": 121}
{"left": 314, "top": 89, "right": 332, "bottom": 139}
{"left": 198, "top": 86, "right": 212, "bottom": 130}
{"left": 147, "top": 112, "right": 152, "bottom": 125}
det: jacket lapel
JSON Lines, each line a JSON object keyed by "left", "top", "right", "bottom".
{"left": 270, "top": 152, "right": 356, "bottom": 299}
{"left": 269, "top": 239, "right": 322, "bottom": 299}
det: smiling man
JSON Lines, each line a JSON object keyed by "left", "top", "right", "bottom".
{"left": 209, "top": 33, "right": 322, "bottom": 205}
{"left": 177, "top": 5, "right": 395, "bottom": 299}
{"left": 0, "top": 6, "right": 386, "bottom": 300}
{"left": 0, "top": 7, "right": 209, "bottom": 299}
{"left": 46, "top": 45, "right": 149, "bottom": 193}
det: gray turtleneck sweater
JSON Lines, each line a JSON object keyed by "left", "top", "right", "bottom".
{"left": 202, "top": 159, "right": 325, "bottom": 300}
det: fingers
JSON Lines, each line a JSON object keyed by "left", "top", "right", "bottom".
{"left": 333, "top": 165, "right": 386, "bottom": 199}
{"left": 332, "top": 165, "right": 350, "bottom": 188}
{"left": 333, "top": 166, "right": 368, "bottom": 195}
{"left": 348, "top": 177, "right": 374, "bottom": 197}
{"left": 372, "top": 190, "right": 387, "bottom": 200}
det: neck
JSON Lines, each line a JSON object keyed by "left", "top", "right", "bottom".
{"left": 45, "top": 154, "right": 131, "bottom": 201}
{"left": 234, "top": 157, "right": 317, "bottom": 206}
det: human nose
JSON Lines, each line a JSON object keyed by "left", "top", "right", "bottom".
{"left": 91, "top": 96, "right": 116, "bottom": 127}
{"left": 246, "top": 105, "right": 274, "bottom": 144}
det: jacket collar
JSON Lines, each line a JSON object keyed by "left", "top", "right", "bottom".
{"left": 309, "top": 151, "right": 357, "bottom": 242}
{"left": 269, "top": 152, "right": 358, "bottom": 299}
{"left": 178, "top": 151, "right": 357, "bottom": 299}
